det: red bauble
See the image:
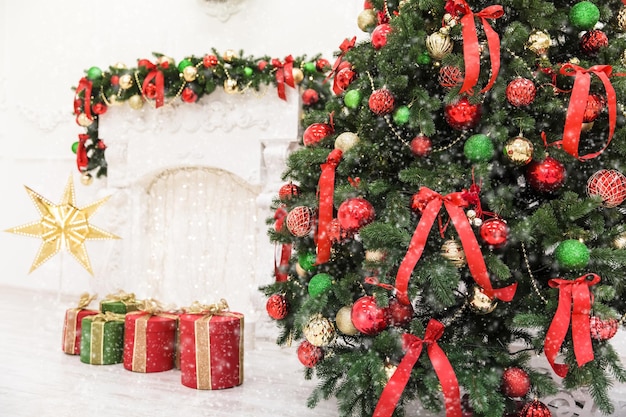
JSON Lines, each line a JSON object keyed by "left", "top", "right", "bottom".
{"left": 266, "top": 294, "right": 289, "bottom": 320}
{"left": 506, "top": 78, "right": 537, "bottom": 107}
{"left": 351, "top": 296, "right": 388, "bottom": 335}
{"left": 337, "top": 197, "right": 375, "bottom": 231}
{"left": 371, "top": 23, "right": 392, "bottom": 49}
{"left": 519, "top": 400, "right": 552, "bottom": 417}
{"left": 444, "top": 97, "right": 482, "bottom": 130}
{"left": 580, "top": 30, "right": 609, "bottom": 56}
{"left": 303, "top": 122, "right": 334, "bottom": 147}
{"left": 583, "top": 93, "right": 605, "bottom": 123}
{"left": 438, "top": 66, "right": 463, "bottom": 89}
{"left": 480, "top": 218, "right": 509, "bottom": 248}
{"left": 181, "top": 87, "right": 198, "bottom": 103}
{"left": 316, "top": 58, "right": 331, "bottom": 72}
{"left": 335, "top": 65, "right": 356, "bottom": 93}
{"left": 387, "top": 297, "right": 414, "bottom": 327}
{"left": 525, "top": 156, "right": 566, "bottom": 193}
{"left": 297, "top": 340, "right": 324, "bottom": 368}
{"left": 328, "top": 218, "right": 353, "bottom": 243}
{"left": 369, "top": 88, "right": 395, "bottom": 115}
{"left": 279, "top": 182, "right": 302, "bottom": 201}
{"left": 410, "top": 134, "right": 432, "bottom": 157}
{"left": 590, "top": 316, "right": 619, "bottom": 341}
{"left": 302, "top": 88, "right": 320, "bottom": 106}
{"left": 203, "top": 54, "right": 219, "bottom": 68}
{"left": 587, "top": 169, "right": 626, "bottom": 208}
{"left": 92, "top": 103, "right": 108, "bottom": 115}
{"left": 286, "top": 206, "right": 314, "bottom": 237}
{"left": 501, "top": 367, "right": 531, "bottom": 398}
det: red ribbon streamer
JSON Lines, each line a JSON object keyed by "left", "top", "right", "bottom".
{"left": 326, "top": 37, "right": 356, "bottom": 95}
{"left": 76, "top": 133, "right": 89, "bottom": 172}
{"left": 395, "top": 187, "right": 517, "bottom": 305}
{"left": 272, "top": 55, "right": 295, "bottom": 101}
{"left": 142, "top": 66, "right": 165, "bottom": 108}
{"left": 273, "top": 206, "right": 291, "bottom": 282}
{"left": 544, "top": 273, "right": 600, "bottom": 378}
{"left": 555, "top": 64, "right": 616, "bottom": 160}
{"left": 75, "top": 78, "right": 94, "bottom": 120}
{"left": 373, "top": 319, "right": 461, "bottom": 417}
{"left": 315, "top": 149, "right": 343, "bottom": 265}
{"left": 457, "top": 1, "right": 503, "bottom": 94}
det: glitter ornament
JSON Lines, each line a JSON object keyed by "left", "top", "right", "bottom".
{"left": 308, "top": 273, "right": 333, "bottom": 297}
{"left": 590, "top": 317, "right": 619, "bottom": 341}
{"left": 527, "top": 30, "right": 551, "bottom": 55}
{"left": 469, "top": 286, "right": 497, "bottom": 314}
{"left": 583, "top": 94, "right": 605, "bottom": 122}
{"left": 335, "top": 306, "right": 359, "bottom": 336}
{"left": 86, "top": 66, "right": 103, "bottom": 81}
{"left": 351, "top": 296, "right": 388, "bottom": 336}
{"left": 504, "top": 136, "right": 533, "bottom": 165}
{"left": 506, "top": 78, "right": 537, "bottom": 107}
{"left": 337, "top": 197, "right": 376, "bottom": 231}
{"left": 357, "top": 8, "right": 377, "bottom": 31}
{"left": 119, "top": 73, "right": 133, "bottom": 90}
{"left": 292, "top": 68, "right": 304, "bottom": 85}
{"left": 182, "top": 65, "right": 198, "bottom": 82}
{"left": 586, "top": 169, "right": 626, "bottom": 208}
{"left": 335, "top": 67, "right": 357, "bottom": 94}
{"left": 344, "top": 89, "right": 363, "bottom": 109}
{"left": 223, "top": 78, "right": 239, "bottom": 94}
{"left": 303, "top": 314, "right": 336, "bottom": 347}
{"left": 525, "top": 156, "right": 566, "bottom": 193}
{"left": 384, "top": 362, "right": 398, "bottom": 381}
{"left": 303, "top": 122, "right": 334, "bottom": 147}
{"left": 393, "top": 105, "right": 411, "bottom": 125}
{"left": 286, "top": 206, "right": 314, "bottom": 237}
{"left": 613, "top": 231, "right": 626, "bottom": 249}
{"left": 302, "top": 88, "right": 319, "bottom": 106}
{"left": 368, "top": 88, "right": 395, "bottom": 115}
{"left": 569, "top": 1, "right": 600, "bottom": 30}
{"left": 426, "top": 31, "right": 454, "bottom": 60}
{"left": 580, "top": 30, "right": 608, "bottom": 56}
{"left": 365, "top": 249, "right": 386, "bottom": 263}
{"left": 410, "top": 134, "right": 432, "bottom": 157}
{"left": 501, "top": 367, "right": 531, "bottom": 398}
{"left": 519, "top": 400, "right": 552, "bottom": 417}
{"left": 554, "top": 239, "right": 590, "bottom": 270}
{"left": 371, "top": 23, "right": 392, "bottom": 49}
{"left": 298, "top": 252, "right": 317, "bottom": 271}
{"left": 445, "top": 97, "right": 482, "bottom": 130}
{"left": 266, "top": 294, "right": 289, "bottom": 320}
{"left": 297, "top": 340, "right": 324, "bottom": 368}
{"left": 464, "top": 134, "right": 495, "bottom": 163}
{"left": 438, "top": 65, "right": 463, "bottom": 89}
{"left": 441, "top": 239, "right": 467, "bottom": 267}
{"left": 480, "top": 218, "right": 509, "bottom": 248}
{"left": 335, "top": 132, "right": 360, "bottom": 152}
{"left": 279, "top": 182, "right": 301, "bottom": 201}
{"left": 618, "top": 7, "right": 626, "bottom": 31}
{"left": 128, "top": 95, "right": 144, "bottom": 110}
{"left": 387, "top": 297, "right": 414, "bottom": 327}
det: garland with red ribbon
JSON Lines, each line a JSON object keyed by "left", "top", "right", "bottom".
{"left": 544, "top": 273, "right": 600, "bottom": 378}
{"left": 373, "top": 319, "right": 462, "bottom": 417}
{"left": 138, "top": 60, "right": 165, "bottom": 108}
{"left": 394, "top": 187, "right": 517, "bottom": 305}
{"left": 75, "top": 78, "right": 94, "bottom": 121}
{"left": 326, "top": 37, "right": 356, "bottom": 95}
{"left": 272, "top": 55, "right": 296, "bottom": 101}
{"left": 315, "top": 149, "right": 343, "bottom": 265}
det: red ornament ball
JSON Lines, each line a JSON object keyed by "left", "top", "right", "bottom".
{"left": 580, "top": 30, "right": 609, "bottom": 56}
{"left": 368, "top": 88, "right": 395, "bottom": 115}
{"left": 371, "top": 23, "right": 392, "bottom": 49}
{"left": 203, "top": 54, "right": 219, "bottom": 68}
{"left": 506, "top": 78, "right": 537, "bottom": 107}
{"left": 525, "top": 156, "right": 566, "bottom": 193}
{"left": 266, "top": 294, "right": 289, "bottom": 320}
{"left": 303, "top": 122, "right": 334, "bottom": 147}
{"left": 444, "top": 97, "right": 482, "bottom": 130}
{"left": 279, "top": 182, "right": 302, "bottom": 201}
{"left": 583, "top": 93, "right": 605, "bottom": 122}
{"left": 480, "top": 218, "right": 509, "bottom": 248}
{"left": 181, "top": 87, "right": 198, "bottom": 103}
{"left": 337, "top": 197, "right": 376, "bottom": 231}
{"left": 586, "top": 169, "right": 626, "bottom": 208}
{"left": 328, "top": 218, "right": 353, "bottom": 243}
{"left": 501, "top": 367, "right": 531, "bottom": 398}
{"left": 316, "top": 58, "right": 331, "bottom": 72}
{"left": 286, "top": 206, "right": 315, "bottom": 237}
{"left": 335, "top": 65, "right": 356, "bottom": 93}
{"left": 302, "top": 88, "right": 319, "bottom": 106}
{"left": 590, "top": 316, "right": 619, "bottom": 340}
{"left": 387, "top": 297, "right": 414, "bottom": 327}
{"left": 519, "top": 400, "right": 552, "bottom": 417}
{"left": 351, "top": 296, "right": 388, "bottom": 335}
{"left": 410, "top": 134, "right": 432, "bottom": 157}
{"left": 297, "top": 340, "right": 324, "bottom": 368}
{"left": 92, "top": 103, "right": 108, "bottom": 115}
{"left": 438, "top": 66, "right": 464, "bottom": 89}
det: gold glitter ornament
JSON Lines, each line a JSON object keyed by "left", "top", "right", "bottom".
{"left": 223, "top": 78, "right": 239, "bottom": 94}
{"left": 292, "top": 68, "right": 304, "bottom": 85}
{"left": 335, "top": 306, "right": 359, "bottom": 336}
{"left": 618, "top": 7, "right": 626, "bottom": 31}
{"left": 119, "top": 73, "right": 133, "bottom": 90}
{"left": 334, "top": 132, "right": 360, "bottom": 152}
{"left": 128, "top": 94, "right": 144, "bottom": 110}
{"left": 365, "top": 249, "right": 386, "bottom": 263}
{"left": 182, "top": 65, "right": 198, "bottom": 82}
{"left": 441, "top": 239, "right": 466, "bottom": 267}
{"left": 76, "top": 113, "right": 93, "bottom": 127}
{"left": 504, "top": 136, "right": 534, "bottom": 165}
{"left": 426, "top": 32, "right": 454, "bottom": 61}
{"left": 357, "top": 9, "right": 377, "bottom": 32}
{"left": 113, "top": 62, "right": 127, "bottom": 70}
{"left": 469, "top": 286, "right": 497, "bottom": 314}
{"left": 384, "top": 362, "right": 398, "bottom": 381}
{"left": 527, "top": 30, "right": 551, "bottom": 55}
{"left": 613, "top": 231, "right": 626, "bottom": 249}
{"left": 222, "top": 49, "right": 237, "bottom": 62}
{"left": 303, "top": 314, "right": 336, "bottom": 347}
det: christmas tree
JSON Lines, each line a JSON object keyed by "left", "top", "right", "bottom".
{"left": 262, "top": 1, "right": 626, "bottom": 416}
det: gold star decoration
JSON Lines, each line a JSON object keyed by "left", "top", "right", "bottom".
{"left": 5, "top": 176, "right": 120, "bottom": 275}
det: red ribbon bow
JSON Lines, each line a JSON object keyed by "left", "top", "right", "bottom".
{"left": 315, "top": 149, "right": 343, "bottom": 265}
{"left": 272, "top": 55, "right": 295, "bottom": 101}
{"left": 554, "top": 64, "right": 616, "bottom": 160}
{"left": 76, "top": 133, "right": 90, "bottom": 172}
{"left": 140, "top": 60, "right": 165, "bottom": 108}
{"left": 457, "top": 0, "right": 504, "bottom": 94}
{"left": 373, "top": 319, "right": 461, "bottom": 417}
{"left": 395, "top": 187, "right": 517, "bottom": 305}
{"left": 75, "top": 77, "right": 94, "bottom": 120}
{"left": 544, "top": 273, "right": 600, "bottom": 378}
{"left": 326, "top": 37, "right": 356, "bottom": 94}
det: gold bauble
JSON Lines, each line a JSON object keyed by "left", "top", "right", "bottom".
{"left": 76, "top": 113, "right": 93, "bottom": 127}
{"left": 581, "top": 121, "right": 594, "bottom": 133}
{"left": 527, "top": 30, "right": 551, "bottom": 55}
{"left": 384, "top": 362, "right": 398, "bottom": 381}
{"left": 223, "top": 49, "right": 237, "bottom": 62}
{"left": 335, "top": 306, "right": 359, "bottom": 336}
{"left": 441, "top": 239, "right": 466, "bottom": 267}
{"left": 107, "top": 95, "right": 122, "bottom": 106}
{"left": 469, "top": 286, "right": 497, "bottom": 314}
{"left": 426, "top": 32, "right": 454, "bottom": 61}
{"left": 223, "top": 78, "right": 239, "bottom": 94}
{"left": 182, "top": 65, "right": 198, "bottom": 82}
{"left": 614, "top": 232, "right": 626, "bottom": 249}
{"left": 357, "top": 9, "right": 377, "bottom": 32}
{"left": 113, "top": 62, "right": 127, "bottom": 70}
{"left": 80, "top": 173, "right": 94, "bottom": 186}
{"left": 365, "top": 249, "right": 386, "bottom": 263}
{"left": 295, "top": 262, "right": 308, "bottom": 278}
{"left": 334, "top": 132, "right": 360, "bottom": 152}
{"left": 504, "top": 136, "right": 534, "bottom": 165}
{"left": 157, "top": 55, "right": 174, "bottom": 66}
{"left": 128, "top": 94, "right": 144, "bottom": 110}
{"left": 292, "top": 68, "right": 304, "bottom": 85}
{"left": 119, "top": 73, "right": 133, "bottom": 90}
{"left": 303, "top": 314, "right": 336, "bottom": 347}
{"left": 618, "top": 7, "right": 626, "bottom": 31}
{"left": 622, "top": 50, "right": 626, "bottom": 67}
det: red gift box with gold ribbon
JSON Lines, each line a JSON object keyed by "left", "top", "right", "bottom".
{"left": 62, "top": 293, "right": 99, "bottom": 355}
{"left": 179, "top": 299, "right": 244, "bottom": 390}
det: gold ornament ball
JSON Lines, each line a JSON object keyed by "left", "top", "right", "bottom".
{"left": 618, "top": 7, "right": 626, "bottom": 31}
{"left": 76, "top": 113, "right": 93, "bottom": 127}
{"left": 182, "top": 65, "right": 198, "bottom": 82}
{"left": 614, "top": 232, "right": 626, "bottom": 249}
{"left": 292, "top": 68, "right": 304, "bottom": 85}
{"left": 295, "top": 262, "right": 308, "bottom": 278}
{"left": 223, "top": 49, "right": 237, "bottom": 62}
{"left": 113, "top": 62, "right": 127, "bottom": 70}
{"left": 119, "top": 73, "right": 133, "bottom": 90}
{"left": 303, "top": 314, "right": 336, "bottom": 347}
{"left": 426, "top": 31, "right": 454, "bottom": 61}
{"left": 80, "top": 173, "right": 93, "bottom": 186}
{"left": 128, "top": 94, "right": 144, "bottom": 110}
{"left": 581, "top": 121, "right": 594, "bottom": 133}
{"left": 335, "top": 306, "right": 359, "bottom": 336}
{"left": 469, "top": 286, "right": 497, "bottom": 314}
{"left": 504, "top": 136, "right": 533, "bottom": 165}
{"left": 357, "top": 9, "right": 377, "bottom": 32}
{"left": 157, "top": 55, "right": 174, "bottom": 66}
{"left": 365, "top": 249, "right": 386, "bottom": 263}
{"left": 335, "top": 132, "right": 360, "bottom": 152}
{"left": 384, "top": 362, "right": 398, "bottom": 381}
{"left": 527, "top": 30, "right": 551, "bottom": 55}
{"left": 107, "top": 95, "right": 122, "bottom": 106}
{"left": 223, "top": 78, "right": 239, "bottom": 94}
{"left": 441, "top": 239, "right": 466, "bottom": 267}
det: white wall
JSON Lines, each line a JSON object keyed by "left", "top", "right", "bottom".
{"left": 0, "top": 0, "right": 365, "bottom": 295}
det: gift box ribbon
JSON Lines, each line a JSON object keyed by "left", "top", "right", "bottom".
{"left": 63, "top": 293, "right": 97, "bottom": 354}
{"left": 102, "top": 289, "right": 137, "bottom": 305}
{"left": 544, "top": 273, "right": 600, "bottom": 378}
{"left": 373, "top": 319, "right": 461, "bottom": 417}
{"left": 315, "top": 149, "right": 343, "bottom": 265}
{"left": 272, "top": 55, "right": 295, "bottom": 101}
{"left": 89, "top": 312, "right": 125, "bottom": 364}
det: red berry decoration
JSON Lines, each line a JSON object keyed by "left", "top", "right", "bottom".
{"left": 387, "top": 297, "right": 414, "bottom": 327}
{"left": 297, "top": 340, "right": 324, "bottom": 368}
{"left": 580, "top": 30, "right": 609, "bottom": 56}
{"left": 501, "top": 367, "right": 531, "bottom": 398}
{"left": 583, "top": 93, "right": 605, "bottom": 123}
{"left": 279, "top": 182, "right": 302, "bottom": 201}
{"left": 303, "top": 122, "right": 334, "bottom": 147}
{"left": 266, "top": 294, "right": 289, "bottom": 320}
{"left": 371, "top": 23, "right": 392, "bottom": 49}
{"left": 351, "top": 296, "right": 388, "bottom": 335}
{"left": 590, "top": 316, "right": 619, "bottom": 340}
{"left": 525, "top": 156, "right": 566, "bottom": 193}
{"left": 519, "top": 400, "right": 552, "bottom": 417}
{"left": 286, "top": 206, "right": 315, "bottom": 237}
{"left": 444, "top": 97, "right": 482, "bottom": 130}
{"left": 337, "top": 197, "right": 376, "bottom": 231}
{"left": 506, "top": 78, "right": 536, "bottom": 107}
{"left": 335, "top": 65, "right": 356, "bottom": 93}
{"left": 480, "top": 218, "right": 509, "bottom": 248}
{"left": 587, "top": 169, "right": 626, "bottom": 208}
{"left": 438, "top": 66, "right": 463, "bottom": 89}
{"left": 410, "top": 134, "right": 432, "bottom": 157}
{"left": 368, "top": 88, "right": 395, "bottom": 115}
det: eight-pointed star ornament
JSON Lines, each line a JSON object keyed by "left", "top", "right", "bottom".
{"left": 5, "top": 176, "right": 119, "bottom": 275}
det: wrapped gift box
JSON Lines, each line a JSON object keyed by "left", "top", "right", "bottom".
{"left": 62, "top": 293, "right": 99, "bottom": 355}
{"left": 80, "top": 312, "right": 125, "bottom": 365}
{"left": 124, "top": 310, "right": 178, "bottom": 373}
{"left": 179, "top": 300, "right": 244, "bottom": 390}
{"left": 100, "top": 290, "right": 140, "bottom": 314}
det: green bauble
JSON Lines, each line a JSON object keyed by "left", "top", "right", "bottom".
{"left": 393, "top": 105, "right": 410, "bottom": 125}
{"left": 71, "top": 141, "right": 79, "bottom": 154}
{"left": 344, "top": 89, "right": 363, "bottom": 109}
{"left": 243, "top": 66, "right": 253, "bottom": 77}
{"left": 308, "top": 273, "right": 333, "bottom": 297}
{"left": 86, "top": 66, "right": 103, "bottom": 80}
{"left": 555, "top": 239, "right": 590, "bottom": 270}
{"left": 416, "top": 51, "right": 432, "bottom": 65}
{"left": 464, "top": 134, "right": 494, "bottom": 162}
{"left": 299, "top": 252, "right": 317, "bottom": 271}
{"left": 177, "top": 59, "right": 193, "bottom": 72}
{"left": 569, "top": 1, "right": 600, "bottom": 30}
{"left": 303, "top": 62, "right": 317, "bottom": 73}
